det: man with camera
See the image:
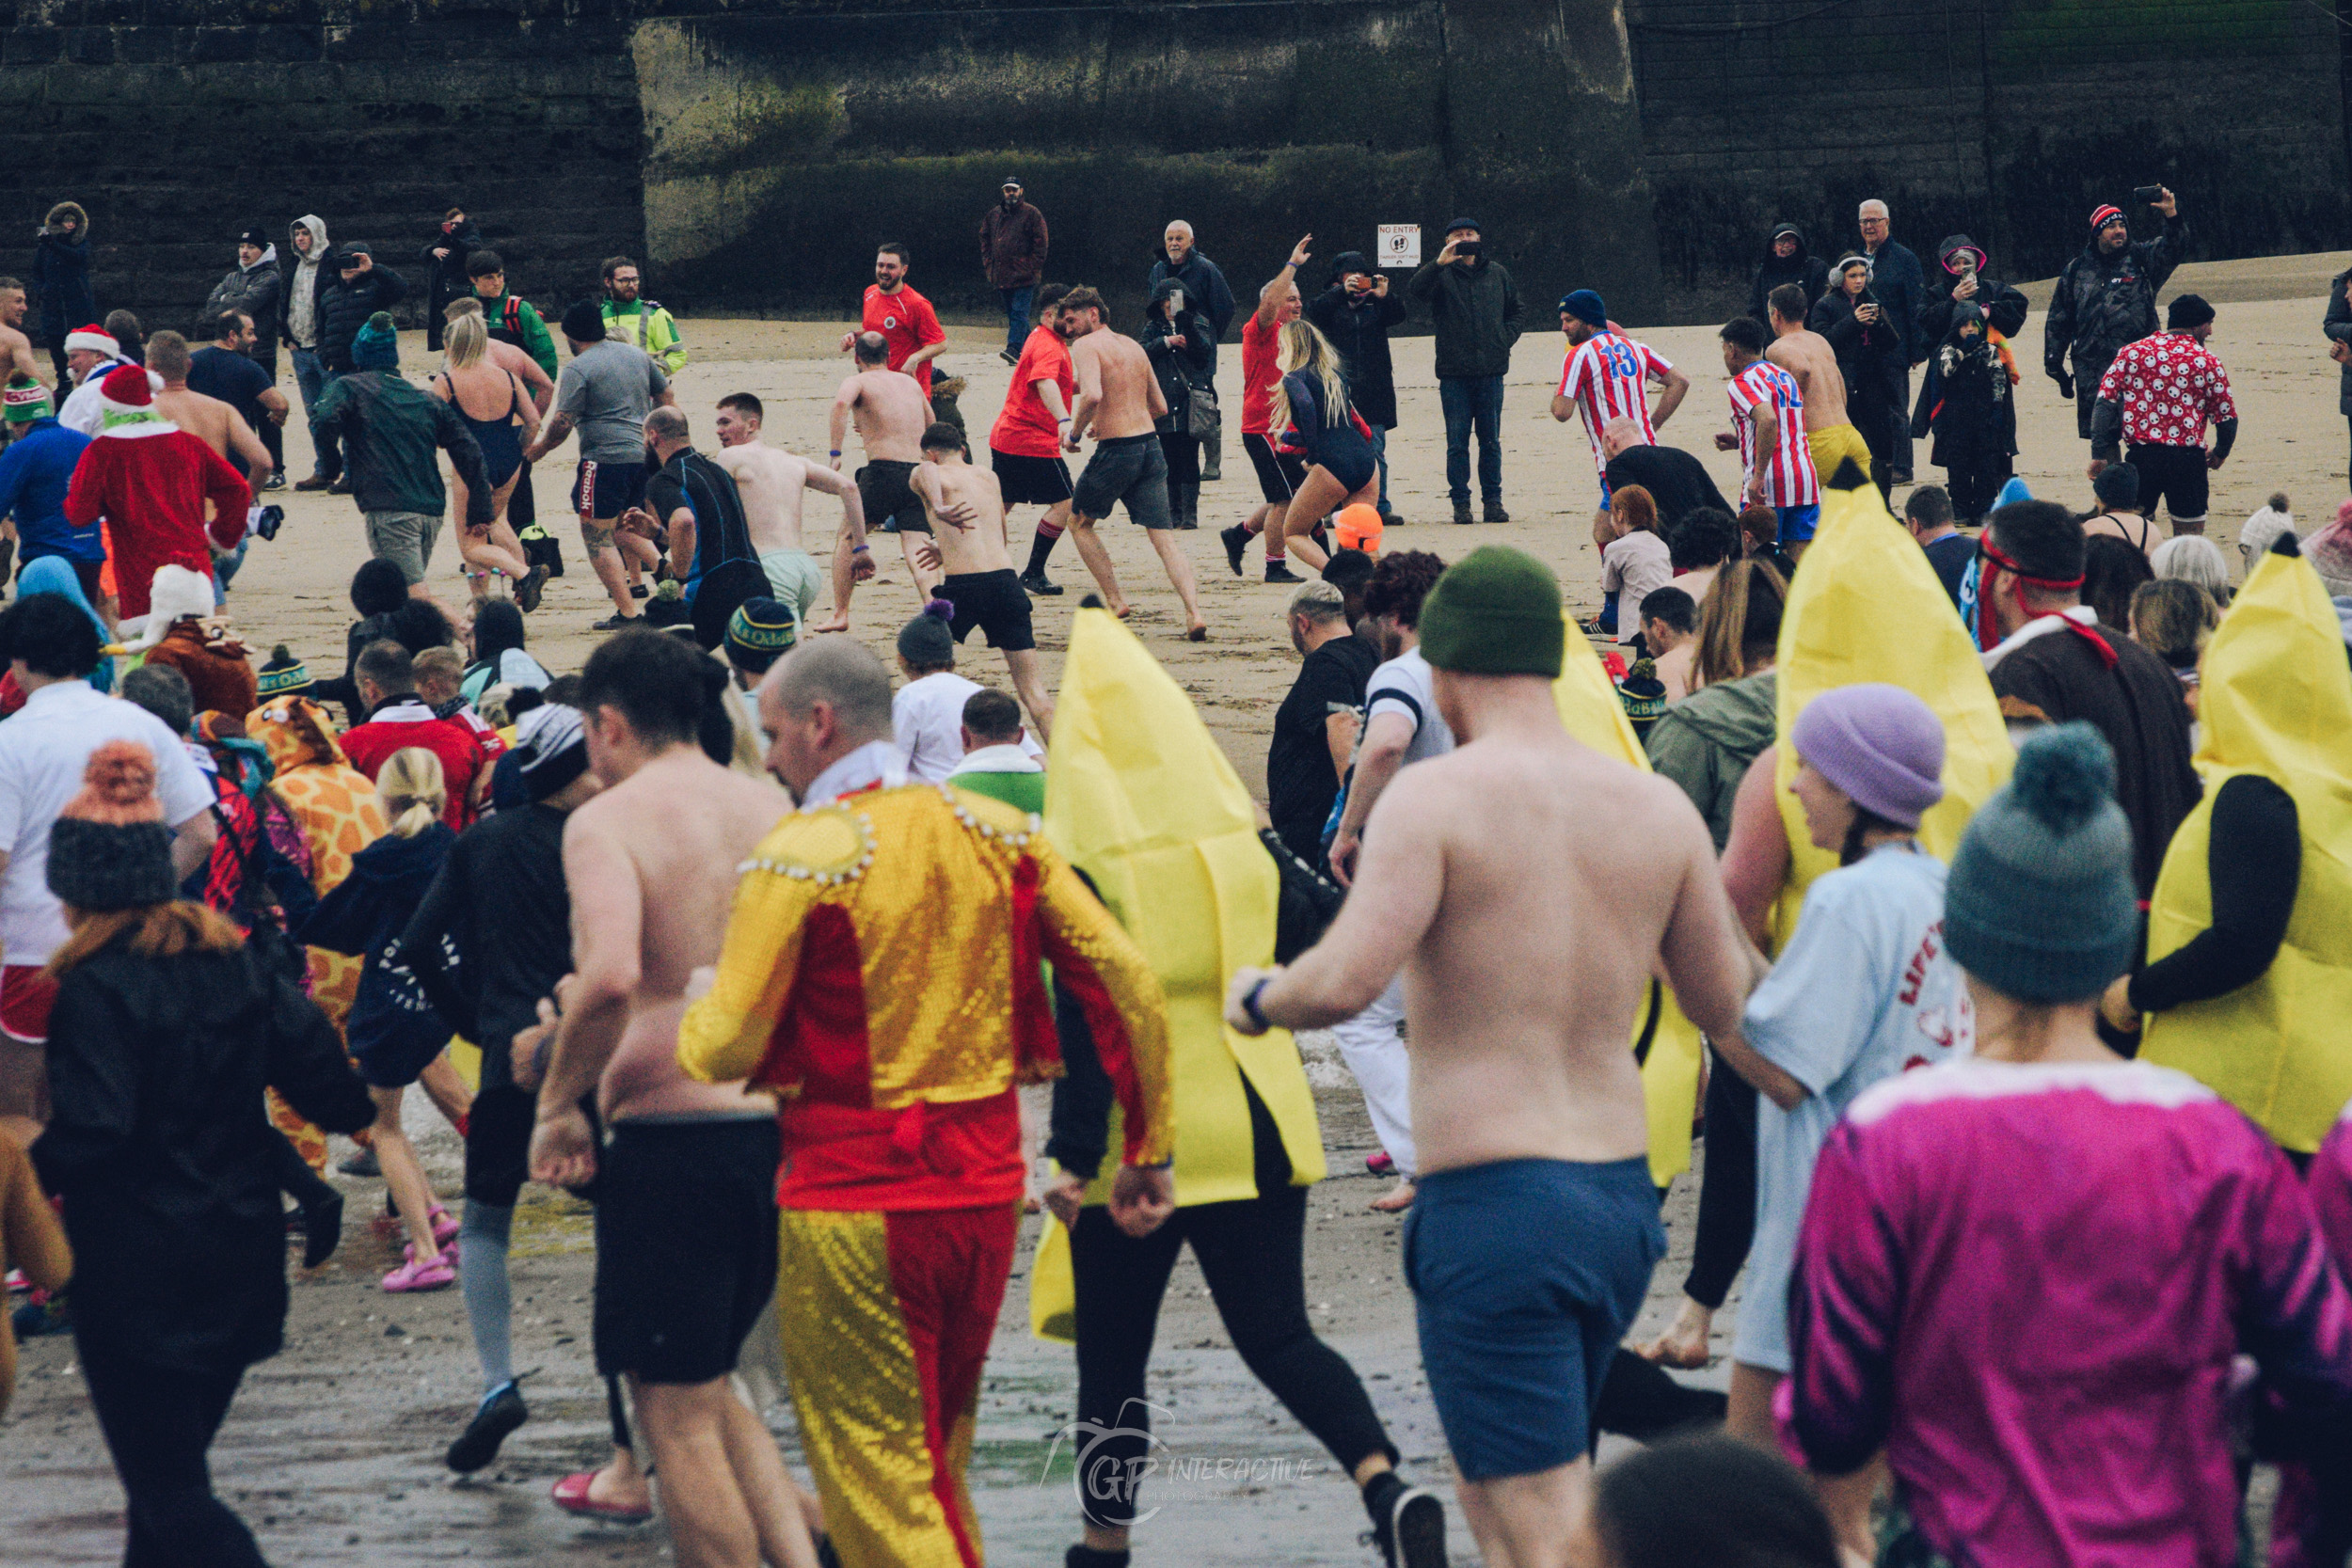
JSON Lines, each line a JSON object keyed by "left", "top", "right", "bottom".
{"left": 2047, "top": 186, "right": 2189, "bottom": 443}
{"left": 1307, "top": 252, "right": 1407, "bottom": 526}
{"left": 1407, "top": 219, "right": 1522, "bottom": 526}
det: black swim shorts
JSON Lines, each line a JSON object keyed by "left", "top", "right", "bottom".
{"left": 990, "top": 448, "right": 1074, "bottom": 507}
{"left": 1244, "top": 432, "right": 1308, "bottom": 506}
{"left": 941, "top": 567, "right": 1037, "bottom": 652}
{"left": 593, "top": 1116, "right": 780, "bottom": 1385}
{"left": 570, "top": 460, "right": 648, "bottom": 521}
{"left": 856, "top": 458, "right": 931, "bottom": 534}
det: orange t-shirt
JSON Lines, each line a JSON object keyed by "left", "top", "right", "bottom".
{"left": 862, "top": 284, "right": 946, "bottom": 393}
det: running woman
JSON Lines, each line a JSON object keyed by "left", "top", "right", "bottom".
{"left": 1717, "top": 316, "right": 1822, "bottom": 558}
{"left": 1270, "top": 318, "right": 1378, "bottom": 574}
{"left": 429, "top": 312, "right": 545, "bottom": 609}
{"left": 1222, "top": 236, "right": 1313, "bottom": 583}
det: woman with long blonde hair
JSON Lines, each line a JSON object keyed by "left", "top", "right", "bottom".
{"left": 428, "top": 311, "right": 546, "bottom": 610}
{"left": 1268, "top": 318, "right": 1379, "bottom": 571}
{"left": 297, "top": 747, "right": 462, "bottom": 1291}
{"left": 35, "top": 739, "right": 373, "bottom": 1562}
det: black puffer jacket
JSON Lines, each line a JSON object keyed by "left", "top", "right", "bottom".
{"left": 2044, "top": 213, "right": 2189, "bottom": 380}
{"left": 2325, "top": 267, "right": 2352, "bottom": 416}
{"left": 1304, "top": 276, "right": 1406, "bottom": 428}
{"left": 1807, "top": 287, "right": 1904, "bottom": 439}
{"left": 1141, "top": 277, "right": 1214, "bottom": 433}
{"left": 319, "top": 261, "right": 406, "bottom": 374}
{"left": 1916, "top": 235, "right": 2027, "bottom": 348}
{"left": 203, "top": 251, "right": 282, "bottom": 356}
{"left": 1748, "top": 224, "right": 1830, "bottom": 324}
{"left": 420, "top": 220, "right": 484, "bottom": 341}
{"left": 32, "top": 938, "right": 373, "bottom": 1374}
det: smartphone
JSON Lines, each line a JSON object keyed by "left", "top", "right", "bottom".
{"left": 1456, "top": 241, "right": 1483, "bottom": 259}
{"left": 2133, "top": 184, "right": 2165, "bottom": 203}
{"left": 1168, "top": 288, "right": 1184, "bottom": 313}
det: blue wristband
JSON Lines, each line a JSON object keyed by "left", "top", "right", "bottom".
{"left": 1243, "top": 977, "right": 1273, "bottom": 1031}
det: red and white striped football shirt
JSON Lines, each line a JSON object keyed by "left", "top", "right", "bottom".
{"left": 1726, "top": 361, "right": 1820, "bottom": 507}
{"left": 1557, "top": 330, "right": 1675, "bottom": 474}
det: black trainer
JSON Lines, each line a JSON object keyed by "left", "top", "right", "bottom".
{"left": 1019, "top": 570, "right": 1063, "bottom": 596}
{"left": 446, "top": 1381, "right": 528, "bottom": 1473}
{"left": 1221, "top": 524, "right": 1250, "bottom": 576}
{"left": 1365, "top": 1473, "right": 1446, "bottom": 1568}
{"left": 299, "top": 1186, "right": 343, "bottom": 1270}
{"left": 1264, "top": 562, "right": 1304, "bottom": 584}
{"left": 1451, "top": 499, "right": 1474, "bottom": 525}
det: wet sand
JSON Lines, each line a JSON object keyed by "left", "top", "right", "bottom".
{"left": 5, "top": 250, "right": 2332, "bottom": 1562}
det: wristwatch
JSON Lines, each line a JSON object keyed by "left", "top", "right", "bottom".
{"left": 1242, "top": 977, "right": 1273, "bottom": 1031}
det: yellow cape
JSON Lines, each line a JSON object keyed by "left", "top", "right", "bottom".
{"left": 1031, "top": 609, "right": 1323, "bottom": 1340}
{"left": 1772, "top": 474, "right": 2013, "bottom": 930}
{"left": 2142, "top": 546, "right": 2352, "bottom": 1151}
{"left": 1553, "top": 613, "right": 1706, "bottom": 1186}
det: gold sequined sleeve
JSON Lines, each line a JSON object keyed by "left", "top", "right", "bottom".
{"left": 677, "top": 856, "right": 819, "bottom": 1087}
{"left": 1035, "top": 848, "right": 1175, "bottom": 1166}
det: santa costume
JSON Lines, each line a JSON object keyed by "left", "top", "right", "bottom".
{"left": 63, "top": 363, "right": 248, "bottom": 620}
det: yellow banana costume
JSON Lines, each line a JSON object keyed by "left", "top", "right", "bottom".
{"left": 1030, "top": 608, "right": 1322, "bottom": 1341}
{"left": 1772, "top": 471, "right": 2012, "bottom": 928}
{"left": 1551, "top": 612, "right": 1708, "bottom": 1185}
{"left": 677, "top": 783, "right": 1171, "bottom": 1568}
{"left": 2142, "top": 546, "right": 2352, "bottom": 1152}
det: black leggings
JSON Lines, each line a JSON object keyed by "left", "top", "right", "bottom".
{"left": 79, "top": 1345, "right": 269, "bottom": 1567}
{"left": 1069, "top": 1096, "right": 1392, "bottom": 1528}
{"left": 1683, "top": 1048, "right": 1758, "bottom": 1311}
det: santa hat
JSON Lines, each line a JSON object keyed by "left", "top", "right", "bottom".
{"left": 62, "top": 324, "right": 117, "bottom": 356}
{"left": 107, "top": 563, "right": 214, "bottom": 655}
{"left": 95, "top": 362, "right": 172, "bottom": 436}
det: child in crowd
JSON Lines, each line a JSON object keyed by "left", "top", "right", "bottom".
{"left": 1924, "top": 304, "right": 2014, "bottom": 523}
{"left": 1601, "top": 483, "right": 1673, "bottom": 653}
{"left": 2128, "top": 578, "right": 2218, "bottom": 714}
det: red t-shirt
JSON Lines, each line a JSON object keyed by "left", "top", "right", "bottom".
{"left": 1241, "top": 310, "right": 1283, "bottom": 436}
{"left": 339, "top": 701, "right": 490, "bottom": 831}
{"left": 862, "top": 284, "right": 946, "bottom": 393}
{"left": 989, "top": 326, "right": 1074, "bottom": 459}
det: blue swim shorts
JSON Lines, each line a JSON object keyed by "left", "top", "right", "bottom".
{"left": 1403, "top": 1155, "right": 1662, "bottom": 1481}
{"left": 1775, "top": 502, "right": 1820, "bottom": 544}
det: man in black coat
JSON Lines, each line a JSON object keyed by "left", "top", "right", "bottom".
{"left": 421, "top": 208, "right": 484, "bottom": 353}
{"left": 318, "top": 244, "right": 406, "bottom": 376}
{"left": 2045, "top": 188, "right": 2187, "bottom": 442}
{"left": 1305, "top": 251, "right": 1408, "bottom": 524}
{"left": 1747, "top": 223, "right": 1829, "bottom": 326}
{"left": 1857, "top": 198, "right": 1926, "bottom": 481}
{"left": 1148, "top": 220, "right": 1237, "bottom": 480}
{"left": 2322, "top": 266, "right": 2352, "bottom": 490}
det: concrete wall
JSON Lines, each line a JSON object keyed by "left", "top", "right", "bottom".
{"left": 1628, "top": 0, "right": 2351, "bottom": 320}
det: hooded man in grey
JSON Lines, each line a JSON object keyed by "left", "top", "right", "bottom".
{"left": 280, "top": 214, "right": 333, "bottom": 483}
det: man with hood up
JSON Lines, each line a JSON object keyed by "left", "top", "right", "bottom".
{"left": 31, "top": 201, "right": 95, "bottom": 388}
{"left": 2046, "top": 187, "right": 2188, "bottom": 442}
{"left": 1746, "top": 223, "right": 1828, "bottom": 327}
{"left": 421, "top": 208, "right": 483, "bottom": 353}
{"left": 280, "top": 214, "right": 334, "bottom": 483}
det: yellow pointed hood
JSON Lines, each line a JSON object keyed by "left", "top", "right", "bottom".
{"left": 1772, "top": 474, "right": 2012, "bottom": 927}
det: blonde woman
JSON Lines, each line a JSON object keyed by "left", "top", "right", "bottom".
{"left": 1268, "top": 319, "right": 1378, "bottom": 571}
{"left": 296, "top": 747, "right": 462, "bottom": 1291}
{"left": 428, "top": 312, "right": 547, "bottom": 610}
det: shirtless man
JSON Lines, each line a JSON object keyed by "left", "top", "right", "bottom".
{"left": 829, "top": 332, "right": 939, "bottom": 605}
{"left": 1060, "top": 286, "right": 1207, "bottom": 640}
{"left": 907, "top": 420, "right": 1053, "bottom": 736}
{"left": 148, "top": 330, "right": 274, "bottom": 487}
{"left": 1225, "top": 546, "right": 1757, "bottom": 1568}
{"left": 1764, "top": 282, "right": 1875, "bottom": 495}
{"left": 710, "top": 391, "right": 871, "bottom": 630}
{"left": 528, "top": 630, "right": 818, "bottom": 1568}
{"left": 0, "top": 279, "right": 47, "bottom": 389}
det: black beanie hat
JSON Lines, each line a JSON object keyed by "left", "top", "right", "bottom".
{"left": 2166, "top": 293, "right": 2215, "bottom": 331}
{"left": 47, "top": 740, "right": 180, "bottom": 912}
{"left": 561, "top": 300, "right": 606, "bottom": 343}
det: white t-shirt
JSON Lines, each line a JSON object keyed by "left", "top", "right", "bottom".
{"left": 892, "top": 673, "right": 1043, "bottom": 784}
{"left": 1362, "top": 648, "right": 1454, "bottom": 764}
{"left": 1601, "top": 531, "right": 1674, "bottom": 645}
{"left": 58, "top": 363, "right": 164, "bottom": 437}
{"left": 1733, "top": 843, "right": 1971, "bottom": 1373}
{"left": 0, "top": 681, "right": 215, "bottom": 967}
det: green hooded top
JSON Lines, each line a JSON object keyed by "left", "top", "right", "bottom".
{"left": 1642, "top": 670, "right": 1778, "bottom": 850}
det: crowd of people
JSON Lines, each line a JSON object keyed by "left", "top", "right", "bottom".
{"left": 0, "top": 181, "right": 2348, "bottom": 1568}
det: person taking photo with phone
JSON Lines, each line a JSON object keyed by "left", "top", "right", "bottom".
{"left": 2047, "top": 187, "right": 2189, "bottom": 444}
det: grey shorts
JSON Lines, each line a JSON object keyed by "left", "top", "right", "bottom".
{"left": 364, "top": 510, "right": 441, "bottom": 584}
{"left": 1073, "top": 433, "right": 1173, "bottom": 529}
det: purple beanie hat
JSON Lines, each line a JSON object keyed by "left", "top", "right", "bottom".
{"left": 1789, "top": 683, "right": 1946, "bottom": 830}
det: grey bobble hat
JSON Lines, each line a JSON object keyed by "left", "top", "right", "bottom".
{"left": 1943, "top": 723, "right": 2139, "bottom": 1004}
{"left": 898, "top": 599, "right": 957, "bottom": 668}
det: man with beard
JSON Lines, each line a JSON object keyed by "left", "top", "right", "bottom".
{"left": 978, "top": 178, "right": 1049, "bottom": 366}
{"left": 2047, "top": 188, "right": 2188, "bottom": 443}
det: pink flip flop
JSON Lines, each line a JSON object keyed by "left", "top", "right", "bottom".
{"left": 551, "top": 1470, "right": 653, "bottom": 1525}
{"left": 382, "top": 1256, "right": 456, "bottom": 1293}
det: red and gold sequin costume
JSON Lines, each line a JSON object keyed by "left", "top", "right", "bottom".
{"left": 679, "top": 783, "right": 1171, "bottom": 1568}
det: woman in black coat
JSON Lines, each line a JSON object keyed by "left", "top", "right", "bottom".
{"left": 1806, "top": 255, "right": 1904, "bottom": 494}
{"left": 1746, "top": 223, "right": 1828, "bottom": 325}
{"left": 33, "top": 739, "right": 373, "bottom": 1568}
{"left": 1140, "top": 277, "right": 1215, "bottom": 530}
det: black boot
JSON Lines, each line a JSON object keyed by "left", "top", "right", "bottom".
{"left": 1173, "top": 482, "right": 1199, "bottom": 529}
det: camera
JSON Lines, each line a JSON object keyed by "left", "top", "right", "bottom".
{"left": 2133, "top": 185, "right": 2165, "bottom": 204}
{"left": 1455, "top": 240, "right": 1483, "bottom": 259}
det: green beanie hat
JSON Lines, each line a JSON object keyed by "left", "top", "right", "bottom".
{"left": 1417, "top": 546, "right": 1565, "bottom": 678}
{"left": 1944, "top": 723, "right": 2138, "bottom": 1004}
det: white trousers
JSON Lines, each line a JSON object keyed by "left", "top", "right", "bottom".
{"left": 1329, "top": 975, "right": 1414, "bottom": 1179}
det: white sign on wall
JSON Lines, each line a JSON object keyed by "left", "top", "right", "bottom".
{"left": 1377, "top": 225, "right": 1421, "bottom": 268}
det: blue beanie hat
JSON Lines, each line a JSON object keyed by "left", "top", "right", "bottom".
{"left": 353, "top": 311, "right": 399, "bottom": 372}
{"left": 1559, "top": 290, "right": 1608, "bottom": 328}
{"left": 1944, "top": 723, "right": 2139, "bottom": 1003}
{"left": 897, "top": 599, "right": 957, "bottom": 669}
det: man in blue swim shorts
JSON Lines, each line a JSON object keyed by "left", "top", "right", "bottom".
{"left": 1227, "top": 545, "right": 1760, "bottom": 1564}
